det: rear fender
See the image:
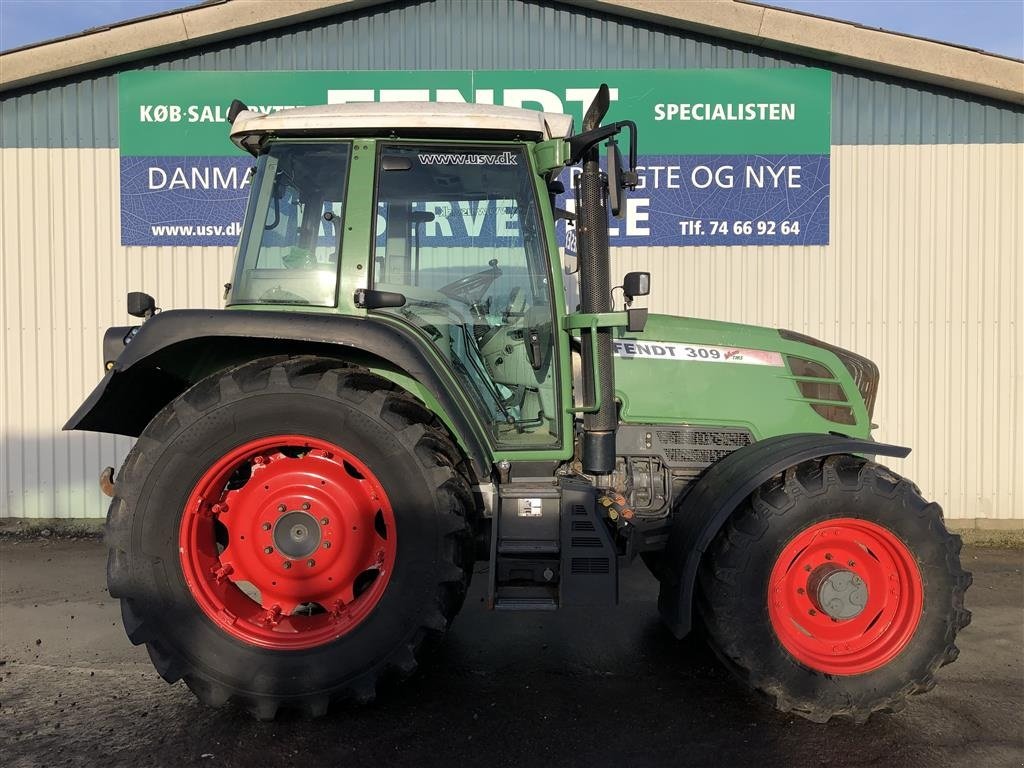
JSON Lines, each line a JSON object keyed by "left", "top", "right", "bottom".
{"left": 657, "top": 433, "right": 911, "bottom": 638}
{"left": 64, "top": 309, "right": 490, "bottom": 476}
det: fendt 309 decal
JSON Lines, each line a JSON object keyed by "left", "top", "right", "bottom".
{"left": 613, "top": 340, "right": 785, "bottom": 366}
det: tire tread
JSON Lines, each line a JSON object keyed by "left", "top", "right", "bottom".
{"left": 105, "top": 355, "right": 474, "bottom": 719}
{"left": 697, "top": 456, "right": 970, "bottom": 723}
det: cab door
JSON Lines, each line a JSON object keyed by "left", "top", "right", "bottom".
{"left": 368, "top": 143, "right": 564, "bottom": 451}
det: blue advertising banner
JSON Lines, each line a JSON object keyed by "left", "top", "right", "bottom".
{"left": 117, "top": 69, "right": 831, "bottom": 247}
{"left": 120, "top": 156, "right": 250, "bottom": 245}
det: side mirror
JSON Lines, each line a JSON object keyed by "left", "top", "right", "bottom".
{"left": 606, "top": 140, "right": 625, "bottom": 217}
{"left": 127, "top": 291, "right": 157, "bottom": 319}
{"left": 622, "top": 272, "right": 650, "bottom": 303}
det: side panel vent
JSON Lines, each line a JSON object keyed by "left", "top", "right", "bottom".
{"left": 571, "top": 557, "right": 610, "bottom": 575}
{"left": 653, "top": 428, "right": 753, "bottom": 468}
{"left": 559, "top": 478, "right": 618, "bottom": 607}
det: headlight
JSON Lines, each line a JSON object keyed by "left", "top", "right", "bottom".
{"left": 779, "top": 330, "right": 880, "bottom": 418}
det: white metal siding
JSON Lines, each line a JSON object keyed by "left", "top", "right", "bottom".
{"left": 1, "top": 147, "right": 236, "bottom": 518}
{"left": 1, "top": 143, "right": 1021, "bottom": 522}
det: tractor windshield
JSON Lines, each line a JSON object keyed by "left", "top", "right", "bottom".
{"left": 229, "top": 141, "right": 351, "bottom": 306}
{"left": 371, "top": 144, "right": 560, "bottom": 448}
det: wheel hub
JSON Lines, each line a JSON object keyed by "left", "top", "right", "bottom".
{"left": 178, "top": 435, "right": 397, "bottom": 650}
{"left": 810, "top": 566, "right": 868, "bottom": 620}
{"left": 273, "top": 511, "right": 322, "bottom": 559}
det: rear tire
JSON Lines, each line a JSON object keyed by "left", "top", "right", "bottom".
{"left": 697, "top": 455, "right": 971, "bottom": 723}
{"left": 105, "top": 355, "right": 474, "bottom": 719}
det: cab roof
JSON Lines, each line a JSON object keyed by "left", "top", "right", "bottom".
{"left": 229, "top": 101, "right": 575, "bottom": 153}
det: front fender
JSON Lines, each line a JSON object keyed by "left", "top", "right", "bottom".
{"left": 64, "top": 309, "right": 490, "bottom": 476}
{"left": 657, "top": 433, "right": 911, "bottom": 638}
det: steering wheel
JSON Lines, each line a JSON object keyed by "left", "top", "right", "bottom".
{"left": 439, "top": 259, "right": 502, "bottom": 305}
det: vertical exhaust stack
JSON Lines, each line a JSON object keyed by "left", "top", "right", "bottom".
{"left": 576, "top": 86, "right": 616, "bottom": 475}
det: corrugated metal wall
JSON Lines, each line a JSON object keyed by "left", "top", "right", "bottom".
{"left": 1, "top": 0, "right": 1022, "bottom": 523}
{"left": 0, "top": 147, "right": 235, "bottom": 518}
{"left": 2, "top": 142, "right": 1020, "bottom": 522}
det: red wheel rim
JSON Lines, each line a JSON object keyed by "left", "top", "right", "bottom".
{"left": 767, "top": 518, "right": 923, "bottom": 675}
{"left": 178, "top": 435, "right": 396, "bottom": 650}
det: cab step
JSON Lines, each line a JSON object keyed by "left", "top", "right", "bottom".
{"left": 488, "top": 476, "right": 618, "bottom": 610}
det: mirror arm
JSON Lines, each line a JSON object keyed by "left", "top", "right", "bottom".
{"left": 566, "top": 120, "right": 638, "bottom": 181}
{"left": 567, "top": 124, "right": 619, "bottom": 165}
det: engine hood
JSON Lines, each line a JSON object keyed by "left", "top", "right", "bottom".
{"left": 610, "top": 313, "right": 872, "bottom": 439}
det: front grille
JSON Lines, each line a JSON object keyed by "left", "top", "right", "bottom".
{"left": 810, "top": 403, "right": 856, "bottom": 425}
{"left": 796, "top": 381, "right": 847, "bottom": 402}
{"left": 780, "top": 330, "right": 880, "bottom": 419}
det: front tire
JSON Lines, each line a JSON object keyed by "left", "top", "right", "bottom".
{"left": 698, "top": 455, "right": 971, "bottom": 723}
{"left": 106, "top": 356, "right": 474, "bottom": 719}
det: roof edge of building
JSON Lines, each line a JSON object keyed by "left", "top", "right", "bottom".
{"left": 1, "top": 0, "right": 1022, "bottom": 106}
{"left": 575, "top": 0, "right": 1023, "bottom": 106}
{"left": 0, "top": 0, "right": 386, "bottom": 93}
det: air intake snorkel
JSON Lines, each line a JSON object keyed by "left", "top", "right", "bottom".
{"left": 569, "top": 85, "right": 638, "bottom": 475}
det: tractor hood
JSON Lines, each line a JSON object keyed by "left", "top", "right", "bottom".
{"left": 610, "top": 313, "right": 873, "bottom": 440}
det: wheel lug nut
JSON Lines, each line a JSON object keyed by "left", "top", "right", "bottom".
{"left": 282, "top": 561, "right": 292, "bottom": 570}
{"left": 323, "top": 541, "right": 331, "bottom": 549}
{"left": 804, "top": 565, "right": 812, "bottom": 572}
{"left": 825, "top": 553, "right": 833, "bottom": 560}
{"left": 278, "top": 504, "right": 287, "bottom": 513}
{"left": 848, "top": 560, "right": 856, "bottom": 567}
{"left": 307, "top": 559, "right": 316, "bottom": 568}
{"left": 264, "top": 546, "right": 273, "bottom": 554}
{"left": 808, "top": 609, "right": 817, "bottom": 616}
{"left": 797, "top": 588, "right": 805, "bottom": 594}
{"left": 320, "top": 517, "right": 329, "bottom": 525}
{"left": 302, "top": 502, "right": 311, "bottom": 511}
{"left": 262, "top": 522, "right": 271, "bottom": 531}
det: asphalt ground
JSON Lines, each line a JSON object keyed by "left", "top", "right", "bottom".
{"left": 1, "top": 538, "right": 1021, "bottom": 768}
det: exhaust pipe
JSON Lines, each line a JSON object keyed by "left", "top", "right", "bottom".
{"left": 576, "top": 85, "right": 616, "bottom": 475}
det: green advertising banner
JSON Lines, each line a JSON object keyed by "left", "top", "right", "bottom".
{"left": 118, "top": 68, "right": 831, "bottom": 246}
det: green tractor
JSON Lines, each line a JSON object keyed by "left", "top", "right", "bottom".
{"left": 68, "top": 86, "right": 970, "bottom": 722}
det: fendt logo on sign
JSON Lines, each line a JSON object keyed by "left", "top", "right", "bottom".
{"left": 117, "top": 69, "right": 831, "bottom": 247}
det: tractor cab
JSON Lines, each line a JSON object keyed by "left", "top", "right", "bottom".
{"left": 226, "top": 101, "right": 578, "bottom": 449}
